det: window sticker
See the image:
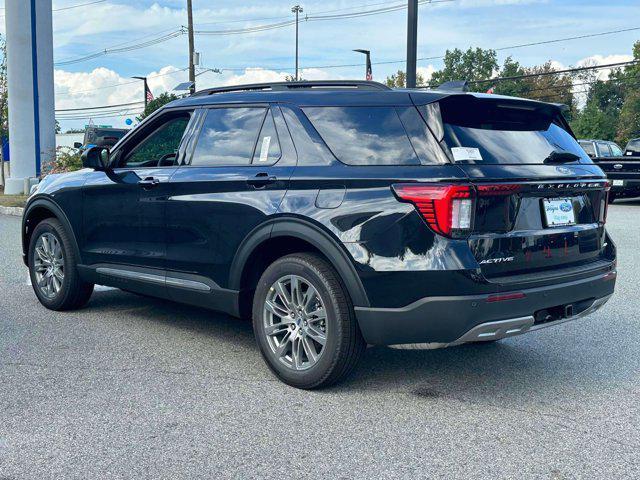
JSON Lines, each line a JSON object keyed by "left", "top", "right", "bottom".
{"left": 259, "top": 136, "right": 271, "bottom": 162}
{"left": 451, "top": 147, "right": 483, "bottom": 162}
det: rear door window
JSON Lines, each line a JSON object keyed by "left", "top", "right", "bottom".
{"left": 579, "top": 141, "right": 596, "bottom": 157}
{"left": 429, "top": 96, "right": 591, "bottom": 165}
{"left": 597, "top": 142, "right": 612, "bottom": 157}
{"left": 302, "top": 106, "right": 421, "bottom": 166}
{"left": 190, "top": 107, "right": 266, "bottom": 166}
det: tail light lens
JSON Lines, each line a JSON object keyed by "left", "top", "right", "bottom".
{"left": 392, "top": 184, "right": 474, "bottom": 238}
{"left": 599, "top": 182, "right": 611, "bottom": 225}
{"left": 393, "top": 182, "right": 523, "bottom": 238}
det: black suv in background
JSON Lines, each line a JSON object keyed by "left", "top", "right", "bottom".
{"left": 23, "top": 81, "right": 616, "bottom": 388}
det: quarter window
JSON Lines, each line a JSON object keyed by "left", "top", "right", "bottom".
{"left": 303, "top": 106, "right": 421, "bottom": 166}
{"left": 252, "top": 110, "right": 281, "bottom": 164}
{"left": 191, "top": 107, "right": 267, "bottom": 166}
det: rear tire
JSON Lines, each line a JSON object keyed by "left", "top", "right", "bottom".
{"left": 28, "top": 218, "right": 94, "bottom": 311}
{"left": 252, "top": 253, "right": 366, "bottom": 389}
{"left": 609, "top": 193, "right": 617, "bottom": 204}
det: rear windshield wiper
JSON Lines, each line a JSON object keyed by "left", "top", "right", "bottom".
{"left": 543, "top": 150, "right": 581, "bottom": 164}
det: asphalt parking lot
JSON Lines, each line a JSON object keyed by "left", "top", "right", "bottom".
{"left": 1, "top": 203, "right": 639, "bottom": 479}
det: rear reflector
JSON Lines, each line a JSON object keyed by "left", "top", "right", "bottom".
{"left": 486, "top": 292, "right": 526, "bottom": 303}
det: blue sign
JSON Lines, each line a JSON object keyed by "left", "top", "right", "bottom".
{"left": 125, "top": 118, "right": 133, "bottom": 126}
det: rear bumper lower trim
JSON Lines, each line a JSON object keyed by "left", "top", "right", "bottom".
{"left": 390, "top": 294, "right": 611, "bottom": 350}
{"left": 355, "top": 271, "right": 615, "bottom": 346}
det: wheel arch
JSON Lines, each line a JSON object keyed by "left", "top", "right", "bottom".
{"left": 229, "top": 217, "right": 370, "bottom": 317}
{"left": 22, "top": 197, "right": 81, "bottom": 266}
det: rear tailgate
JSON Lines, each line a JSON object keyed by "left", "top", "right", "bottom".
{"left": 413, "top": 93, "right": 614, "bottom": 282}
{"left": 458, "top": 164, "right": 610, "bottom": 281}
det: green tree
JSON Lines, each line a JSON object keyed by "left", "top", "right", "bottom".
{"left": 430, "top": 47, "right": 498, "bottom": 90}
{"left": 493, "top": 57, "right": 530, "bottom": 97}
{"left": 137, "top": 92, "right": 179, "bottom": 121}
{"left": 615, "top": 41, "right": 640, "bottom": 145}
{"left": 385, "top": 70, "right": 426, "bottom": 88}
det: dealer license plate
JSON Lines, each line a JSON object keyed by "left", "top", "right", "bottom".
{"left": 542, "top": 198, "right": 576, "bottom": 227}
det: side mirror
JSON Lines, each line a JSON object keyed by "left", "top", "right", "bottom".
{"left": 73, "top": 142, "right": 83, "bottom": 149}
{"left": 81, "top": 146, "right": 110, "bottom": 170}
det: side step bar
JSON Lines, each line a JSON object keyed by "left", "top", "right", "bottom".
{"left": 390, "top": 294, "right": 612, "bottom": 350}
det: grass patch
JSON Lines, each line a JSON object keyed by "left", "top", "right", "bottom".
{"left": 0, "top": 194, "right": 28, "bottom": 208}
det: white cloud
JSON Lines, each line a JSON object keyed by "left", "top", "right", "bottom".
{"left": 576, "top": 54, "right": 634, "bottom": 80}
{"left": 417, "top": 65, "right": 436, "bottom": 83}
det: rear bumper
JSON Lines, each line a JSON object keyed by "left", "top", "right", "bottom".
{"left": 354, "top": 270, "right": 616, "bottom": 346}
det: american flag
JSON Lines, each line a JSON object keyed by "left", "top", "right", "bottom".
{"left": 145, "top": 84, "right": 154, "bottom": 103}
{"left": 365, "top": 55, "right": 373, "bottom": 81}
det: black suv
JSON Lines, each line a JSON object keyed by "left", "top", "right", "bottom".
{"left": 23, "top": 81, "right": 616, "bottom": 388}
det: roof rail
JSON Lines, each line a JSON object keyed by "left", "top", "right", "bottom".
{"left": 192, "top": 80, "right": 391, "bottom": 96}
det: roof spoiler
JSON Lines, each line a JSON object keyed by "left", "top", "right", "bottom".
{"left": 435, "top": 80, "right": 469, "bottom": 92}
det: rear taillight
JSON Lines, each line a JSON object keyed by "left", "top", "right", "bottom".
{"left": 392, "top": 184, "right": 474, "bottom": 238}
{"left": 600, "top": 182, "right": 611, "bottom": 225}
{"left": 392, "top": 183, "right": 522, "bottom": 238}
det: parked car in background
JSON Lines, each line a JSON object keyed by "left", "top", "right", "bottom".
{"left": 73, "top": 126, "right": 129, "bottom": 150}
{"left": 23, "top": 81, "right": 616, "bottom": 388}
{"left": 580, "top": 139, "right": 640, "bottom": 202}
{"left": 624, "top": 138, "right": 640, "bottom": 157}
{"left": 578, "top": 139, "right": 624, "bottom": 159}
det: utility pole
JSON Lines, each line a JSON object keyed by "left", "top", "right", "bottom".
{"left": 187, "top": 0, "right": 196, "bottom": 93}
{"left": 406, "top": 0, "right": 418, "bottom": 88}
{"left": 291, "top": 5, "right": 303, "bottom": 81}
{"left": 132, "top": 76, "right": 149, "bottom": 109}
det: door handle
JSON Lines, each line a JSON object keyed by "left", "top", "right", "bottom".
{"left": 247, "top": 172, "right": 277, "bottom": 188}
{"left": 138, "top": 176, "right": 160, "bottom": 189}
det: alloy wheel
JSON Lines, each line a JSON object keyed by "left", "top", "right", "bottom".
{"left": 33, "top": 232, "right": 65, "bottom": 299}
{"left": 263, "top": 274, "right": 328, "bottom": 371}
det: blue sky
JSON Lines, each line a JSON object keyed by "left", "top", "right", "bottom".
{"left": 2, "top": 0, "right": 638, "bottom": 129}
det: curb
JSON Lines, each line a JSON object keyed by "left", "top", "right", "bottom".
{"left": 0, "top": 205, "right": 24, "bottom": 216}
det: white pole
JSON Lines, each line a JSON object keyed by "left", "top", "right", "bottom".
{"left": 4, "top": 0, "right": 55, "bottom": 194}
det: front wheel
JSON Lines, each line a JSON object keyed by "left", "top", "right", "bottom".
{"left": 252, "top": 253, "right": 366, "bottom": 389}
{"left": 28, "top": 218, "right": 94, "bottom": 311}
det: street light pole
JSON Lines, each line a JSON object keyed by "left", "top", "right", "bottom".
{"left": 406, "top": 0, "right": 418, "bottom": 88}
{"left": 187, "top": 0, "right": 196, "bottom": 93}
{"left": 291, "top": 5, "right": 303, "bottom": 81}
{"left": 132, "top": 76, "right": 149, "bottom": 109}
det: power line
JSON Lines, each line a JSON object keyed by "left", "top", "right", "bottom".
{"left": 53, "top": 0, "right": 106, "bottom": 12}
{"left": 54, "top": 29, "right": 184, "bottom": 66}
{"left": 0, "top": 0, "right": 106, "bottom": 17}
{"left": 55, "top": 101, "right": 143, "bottom": 112}
{"left": 467, "top": 60, "right": 640, "bottom": 85}
{"left": 212, "top": 26, "right": 640, "bottom": 73}
{"left": 55, "top": 67, "right": 189, "bottom": 97}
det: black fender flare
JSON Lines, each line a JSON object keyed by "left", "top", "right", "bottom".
{"left": 229, "top": 218, "right": 370, "bottom": 308}
{"left": 22, "top": 197, "right": 82, "bottom": 266}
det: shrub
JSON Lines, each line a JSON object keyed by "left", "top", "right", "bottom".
{"left": 41, "top": 146, "right": 83, "bottom": 177}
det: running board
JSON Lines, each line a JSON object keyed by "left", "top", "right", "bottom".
{"left": 96, "top": 267, "right": 212, "bottom": 292}
{"left": 390, "top": 294, "right": 612, "bottom": 350}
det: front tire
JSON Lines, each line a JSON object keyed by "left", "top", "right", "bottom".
{"left": 252, "top": 253, "right": 366, "bottom": 389}
{"left": 28, "top": 218, "right": 94, "bottom": 311}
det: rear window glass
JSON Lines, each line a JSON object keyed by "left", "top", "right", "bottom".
{"left": 626, "top": 140, "right": 640, "bottom": 154}
{"left": 303, "top": 106, "right": 420, "bottom": 166}
{"left": 433, "top": 97, "right": 591, "bottom": 165}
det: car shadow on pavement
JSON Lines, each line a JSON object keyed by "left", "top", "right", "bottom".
{"left": 87, "top": 288, "right": 629, "bottom": 405}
